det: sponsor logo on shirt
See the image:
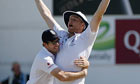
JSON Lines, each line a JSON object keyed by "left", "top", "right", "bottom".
{"left": 70, "top": 38, "right": 76, "bottom": 46}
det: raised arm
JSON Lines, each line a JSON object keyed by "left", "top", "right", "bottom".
{"left": 90, "top": 0, "right": 110, "bottom": 32}
{"left": 35, "top": 0, "right": 58, "bottom": 29}
{"left": 51, "top": 68, "right": 87, "bottom": 81}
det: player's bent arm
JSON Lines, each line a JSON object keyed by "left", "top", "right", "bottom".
{"left": 51, "top": 68, "right": 87, "bottom": 81}
{"left": 35, "top": 0, "right": 59, "bottom": 29}
{"left": 90, "top": 0, "right": 110, "bottom": 32}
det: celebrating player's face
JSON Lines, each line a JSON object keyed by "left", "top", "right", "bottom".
{"left": 44, "top": 39, "right": 60, "bottom": 54}
{"left": 68, "top": 15, "right": 85, "bottom": 34}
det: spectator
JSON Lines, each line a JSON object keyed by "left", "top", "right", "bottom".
{"left": 0, "top": 62, "right": 29, "bottom": 84}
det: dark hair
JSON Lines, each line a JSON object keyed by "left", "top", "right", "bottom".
{"left": 42, "top": 29, "right": 59, "bottom": 43}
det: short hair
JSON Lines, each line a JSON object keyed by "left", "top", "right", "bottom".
{"left": 42, "top": 29, "right": 59, "bottom": 43}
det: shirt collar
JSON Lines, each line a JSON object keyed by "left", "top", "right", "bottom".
{"left": 68, "top": 32, "right": 80, "bottom": 38}
{"left": 74, "top": 33, "right": 81, "bottom": 36}
{"left": 42, "top": 47, "right": 54, "bottom": 57}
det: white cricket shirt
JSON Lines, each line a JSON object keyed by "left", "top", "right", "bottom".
{"left": 53, "top": 24, "right": 98, "bottom": 84}
{"left": 26, "top": 47, "right": 58, "bottom": 84}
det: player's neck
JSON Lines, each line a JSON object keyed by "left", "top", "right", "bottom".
{"left": 68, "top": 33, "right": 75, "bottom": 38}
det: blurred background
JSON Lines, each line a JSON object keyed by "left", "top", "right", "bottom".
{"left": 0, "top": 0, "right": 140, "bottom": 84}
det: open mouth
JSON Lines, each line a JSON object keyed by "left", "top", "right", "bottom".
{"left": 54, "top": 46, "right": 59, "bottom": 49}
{"left": 68, "top": 24, "right": 73, "bottom": 29}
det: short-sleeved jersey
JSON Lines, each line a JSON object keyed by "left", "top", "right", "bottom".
{"left": 26, "top": 47, "right": 58, "bottom": 84}
{"left": 53, "top": 24, "right": 98, "bottom": 84}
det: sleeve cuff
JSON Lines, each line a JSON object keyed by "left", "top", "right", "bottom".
{"left": 48, "top": 64, "right": 58, "bottom": 74}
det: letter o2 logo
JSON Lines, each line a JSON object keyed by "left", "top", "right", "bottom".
{"left": 124, "top": 30, "right": 140, "bottom": 55}
{"left": 116, "top": 19, "right": 140, "bottom": 64}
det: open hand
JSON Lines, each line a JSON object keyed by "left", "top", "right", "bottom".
{"left": 74, "top": 57, "right": 90, "bottom": 69}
